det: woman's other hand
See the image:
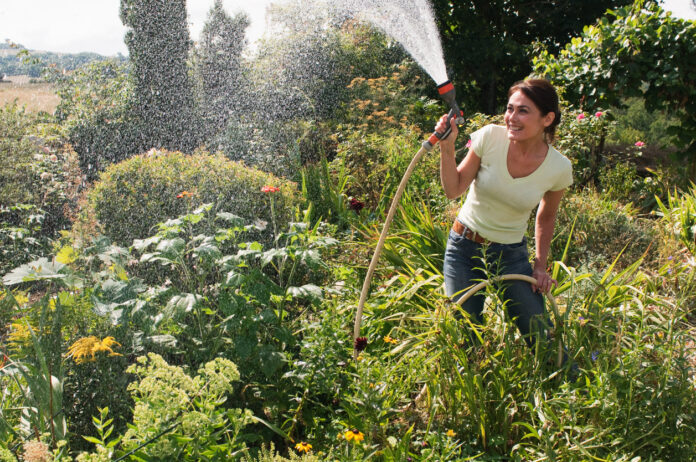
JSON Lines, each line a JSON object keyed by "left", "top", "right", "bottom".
{"left": 532, "top": 266, "right": 557, "bottom": 293}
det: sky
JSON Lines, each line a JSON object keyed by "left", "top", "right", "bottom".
{"left": 0, "top": 0, "right": 276, "bottom": 56}
{"left": 0, "top": 0, "right": 695, "bottom": 56}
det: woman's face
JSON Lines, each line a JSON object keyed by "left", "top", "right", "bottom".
{"left": 504, "top": 90, "right": 554, "bottom": 143}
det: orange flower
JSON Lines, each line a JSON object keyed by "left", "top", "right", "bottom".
{"left": 383, "top": 335, "right": 399, "bottom": 345}
{"left": 261, "top": 185, "right": 280, "bottom": 193}
{"left": 176, "top": 191, "right": 193, "bottom": 199}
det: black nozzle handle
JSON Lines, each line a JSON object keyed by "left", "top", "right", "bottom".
{"left": 423, "top": 107, "right": 464, "bottom": 151}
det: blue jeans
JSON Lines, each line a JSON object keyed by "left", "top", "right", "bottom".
{"left": 443, "top": 225, "right": 551, "bottom": 346}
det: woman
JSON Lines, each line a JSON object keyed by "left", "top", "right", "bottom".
{"left": 437, "top": 78, "right": 572, "bottom": 346}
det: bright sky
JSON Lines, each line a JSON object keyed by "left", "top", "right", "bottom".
{"left": 0, "top": 0, "right": 276, "bottom": 56}
{"left": 0, "top": 0, "right": 694, "bottom": 56}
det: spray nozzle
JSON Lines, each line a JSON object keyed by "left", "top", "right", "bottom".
{"left": 423, "top": 80, "right": 465, "bottom": 151}
{"left": 437, "top": 80, "right": 464, "bottom": 124}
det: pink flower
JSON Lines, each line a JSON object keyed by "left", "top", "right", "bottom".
{"left": 261, "top": 185, "right": 280, "bottom": 193}
{"left": 595, "top": 111, "right": 603, "bottom": 118}
{"left": 635, "top": 141, "right": 645, "bottom": 147}
{"left": 465, "top": 139, "right": 472, "bottom": 148}
{"left": 576, "top": 113, "right": 585, "bottom": 121}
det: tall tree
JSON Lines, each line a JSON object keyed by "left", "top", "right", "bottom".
{"left": 194, "top": 0, "right": 250, "bottom": 144}
{"left": 431, "top": 0, "right": 633, "bottom": 114}
{"left": 120, "top": 0, "right": 199, "bottom": 152}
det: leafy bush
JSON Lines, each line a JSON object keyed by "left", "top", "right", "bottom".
{"left": 597, "top": 158, "right": 664, "bottom": 208}
{"left": 0, "top": 105, "right": 82, "bottom": 276}
{"left": 86, "top": 149, "right": 300, "bottom": 246}
{"left": 0, "top": 105, "right": 41, "bottom": 207}
{"left": 0, "top": 205, "right": 53, "bottom": 277}
{"left": 607, "top": 97, "right": 680, "bottom": 148}
{"left": 75, "top": 353, "right": 253, "bottom": 461}
{"left": 533, "top": 1, "right": 696, "bottom": 167}
{"left": 53, "top": 60, "right": 145, "bottom": 181}
{"left": 552, "top": 189, "right": 659, "bottom": 270}
{"left": 656, "top": 185, "right": 696, "bottom": 257}
{"left": 553, "top": 106, "right": 614, "bottom": 187}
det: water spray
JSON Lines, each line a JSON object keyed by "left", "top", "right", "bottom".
{"left": 352, "top": 78, "right": 466, "bottom": 358}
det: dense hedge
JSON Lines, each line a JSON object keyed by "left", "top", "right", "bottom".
{"left": 88, "top": 149, "right": 299, "bottom": 246}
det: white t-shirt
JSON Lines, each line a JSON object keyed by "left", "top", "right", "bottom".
{"left": 456, "top": 124, "right": 573, "bottom": 244}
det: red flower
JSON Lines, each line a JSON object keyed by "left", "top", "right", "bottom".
{"left": 354, "top": 336, "right": 368, "bottom": 352}
{"left": 348, "top": 197, "right": 364, "bottom": 212}
{"left": 262, "top": 185, "right": 280, "bottom": 193}
{"left": 595, "top": 111, "right": 603, "bottom": 117}
{"left": 465, "top": 139, "right": 472, "bottom": 148}
{"left": 576, "top": 113, "right": 585, "bottom": 121}
{"left": 635, "top": 141, "right": 645, "bottom": 147}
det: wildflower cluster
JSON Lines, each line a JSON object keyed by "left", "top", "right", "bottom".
{"left": 122, "top": 353, "right": 251, "bottom": 459}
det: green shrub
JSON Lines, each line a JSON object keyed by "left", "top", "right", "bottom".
{"left": 597, "top": 159, "right": 665, "bottom": 209}
{"left": 655, "top": 185, "right": 696, "bottom": 257}
{"left": 0, "top": 105, "right": 40, "bottom": 207}
{"left": 0, "top": 205, "right": 54, "bottom": 279}
{"left": 86, "top": 149, "right": 300, "bottom": 246}
{"left": 552, "top": 189, "right": 659, "bottom": 270}
{"left": 54, "top": 60, "right": 145, "bottom": 181}
{"left": 554, "top": 107, "right": 614, "bottom": 187}
{"left": 607, "top": 97, "right": 679, "bottom": 148}
{"left": 76, "top": 353, "right": 253, "bottom": 461}
{"left": 243, "top": 443, "right": 330, "bottom": 461}
{"left": 0, "top": 106, "right": 79, "bottom": 228}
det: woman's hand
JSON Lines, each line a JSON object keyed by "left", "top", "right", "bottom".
{"left": 532, "top": 266, "right": 557, "bottom": 294}
{"left": 435, "top": 113, "right": 458, "bottom": 154}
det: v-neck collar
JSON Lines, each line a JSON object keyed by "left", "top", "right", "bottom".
{"left": 504, "top": 139, "right": 551, "bottom": 180}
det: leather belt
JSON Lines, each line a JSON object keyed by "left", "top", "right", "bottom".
{"left": 452, "top": 220, "right": 489, "bottom": 244}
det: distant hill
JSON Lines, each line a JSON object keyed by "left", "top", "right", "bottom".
{"left": 0, "top": 42, "right": 127, "bottom": 78}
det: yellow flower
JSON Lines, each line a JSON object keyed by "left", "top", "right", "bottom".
{"left": 8, "top": 321, "right": 32, "bottom": 349}
{"left": 67, "top": 336, "right": 121, "bottom": 364}
{"left": 383, "top": 335, "right": 399, "bottom": 345}
{"left": 344, "top": 429, "right": 364, "bottom": 443}
{"left": 446, "top": 429, "right": 456, "bottom": 438}
{"left": 295, "top": 442, "right": 312, "bottom": 453}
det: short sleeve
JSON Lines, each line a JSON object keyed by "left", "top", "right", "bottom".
{"left": 551, "top": 156, "right": 573, "bottom": 191}
{"left": 468, "top": 124, "right": 493, "bottom": 159}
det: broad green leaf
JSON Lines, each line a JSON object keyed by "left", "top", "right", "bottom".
{"left": 165, "top": 293, "right": 203, "bottom": 318}
{"left": 286, "top": 284, "right": 323, "bottom": 301}
{"left": 3, "top": 258, "right": 66, "bottom": 285}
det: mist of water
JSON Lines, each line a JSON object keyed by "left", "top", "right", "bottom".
{"left": 331, "top": 0, "right": 449, "bottom": 85}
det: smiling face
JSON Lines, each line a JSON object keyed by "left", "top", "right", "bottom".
{"left": 504, "top": 90, "right": 555, "bottom": 143}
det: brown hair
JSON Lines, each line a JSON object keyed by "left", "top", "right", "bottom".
{"left": 508, "top": 78, "right": 561, "bottom": 143}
